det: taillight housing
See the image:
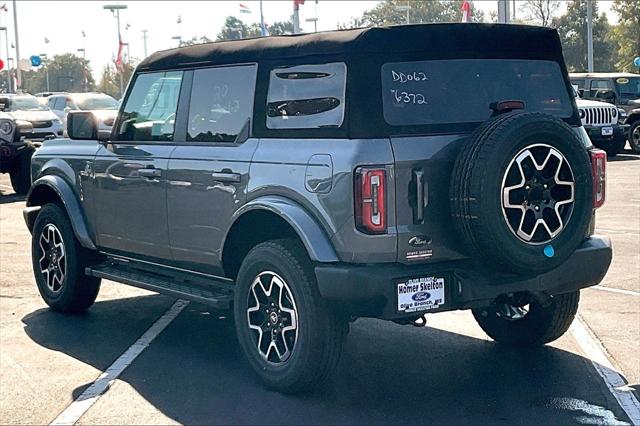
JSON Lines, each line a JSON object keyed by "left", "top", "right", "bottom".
{"left": 590, "top": 149, "right": 606, "bottom": 209}
{"left": 354, "top": 166, "right": 387, "bottom": 234}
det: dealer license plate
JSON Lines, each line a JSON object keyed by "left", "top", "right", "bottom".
{"left": 397, "top": 276, "right": 445, "bottom": 313}
{"left": 601, "top": 127, "right": 613, "bottom": 136}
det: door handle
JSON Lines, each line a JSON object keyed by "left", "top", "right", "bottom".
{"left": 138, "top": 168, "right": 162, "bottom": 178}
{"left": 211, "top": 171, "right": 241, "bottom": 183}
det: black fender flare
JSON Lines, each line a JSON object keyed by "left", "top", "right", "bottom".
{"left": 223, "top": 196, "right": 339, "bottom": 263}
{"left": 24, "top": 174, "right": 96, "bottom": 250}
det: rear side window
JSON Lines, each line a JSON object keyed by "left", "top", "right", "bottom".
{"left": 115, "top": 71, "right": 184, "bottom": 142}
{"left": 266, "top": 62, "right": 346, "bottom": 129}
{"left": 381, "top": 59, "right": 573, "bottom": 126}
{"left": 187, "top": 65, "right": 257, "bottom": 143}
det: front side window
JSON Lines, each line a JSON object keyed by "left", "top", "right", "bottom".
{"left": 590, "top": 80, "right": 612, "bottom": 97}
{"left": 381, "top": 59, "right": 573, "bottom": 127}
{"left": 266, "top": 62, "right": 346, "bottom": 129}
{"left": 187, "top": 65, "right": 257, "bottom": 143}
{"left": 115, "top": 71, "right": 183, "bottom": 142}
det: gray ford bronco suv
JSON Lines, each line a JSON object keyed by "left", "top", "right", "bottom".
{"left": 24, "top": 24, "right": 612, "bottom": 393}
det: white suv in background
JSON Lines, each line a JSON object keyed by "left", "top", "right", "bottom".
{"left": 47, "top": 93, "right": 119, "bottom": 135}
{"left": 574, "top": 88, "right": 629, "bottom": 156}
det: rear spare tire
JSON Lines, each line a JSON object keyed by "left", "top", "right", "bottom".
{"left": 450, "top": 112, "right": 593, "bottom": 275}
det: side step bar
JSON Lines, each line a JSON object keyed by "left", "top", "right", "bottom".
{"left": 86, "top": 263, "right": 234, "bottom": 309}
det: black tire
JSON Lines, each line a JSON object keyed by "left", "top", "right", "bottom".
{"left": 472, "top": 291, "right": 580, "bottom": 347}
{"left": 9, "top": 149, "right": 33, "bottom": 195}
{"left": 629, "top": 120, "right": 640, "bottom": 154}
{"left": 31, "top": 203, "right": 101, "bottom": 313}
{"left": 234, "top": 239, "right": 346, "bottom": 393}
{"left": 450, "top": 112, "right": 593, "bottom": 275}
{"left": 601, "top": 135, "right": 627, "bottom": 157}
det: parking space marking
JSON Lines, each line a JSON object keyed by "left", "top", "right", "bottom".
{"left": 592, "top": 286, "right": 640, "bottom": 297}
{"left": 49, "top": 299, "right": 190, "bottom": 426}
{"left": 571, "top": 315, "right": 640, "bottom": 426}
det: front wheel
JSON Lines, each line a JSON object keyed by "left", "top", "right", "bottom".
{"left": 32, "top": 203, "right": 101, "bottom": 313}
{"left": 472, "top": 291, "right": 579, "bottom": 347}
{"left": 234, "top": 239, "right": 346, "bottom": 393}
{"left": 629, "top": 120, "right": 640, "bottom": 154}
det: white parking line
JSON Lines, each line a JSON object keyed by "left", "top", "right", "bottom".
{"left": 592, "top": 286, "right": 640, "bottom": 297}
{"left": 570, "top": 315, "right": 640, "bottom": 426}
{"left": 49, "top": 299, "right": 189, "bottom": 426}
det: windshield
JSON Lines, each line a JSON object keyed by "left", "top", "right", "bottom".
{"left": 615, "top": 77, "right": 640, "bottom": 99}
{"left": 6, "top": 96, "right": 48, "bottom": 111}
{"left": 75, "top": 95, "right": 119, "bottom": 110}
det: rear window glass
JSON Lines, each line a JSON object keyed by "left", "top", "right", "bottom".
{"left": 267, "top": 62, "right": 346, "bottom": 129}
{"left": 381, "top": 59, "right": 573, "bottom": 126}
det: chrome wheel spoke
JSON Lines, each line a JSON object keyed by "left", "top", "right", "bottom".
{"left": 38, "top": 224, "right": 66, "bottom": 293}
{"left": 246, "top": 271, "right": 299, "bottom": 364}
{"left": 501, "top": 144, "right": 575, "bottom": 245}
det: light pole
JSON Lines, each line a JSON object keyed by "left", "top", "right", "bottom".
{"left": 77, "top": 49, "right": 86, "bottom": 92}
{"left": 141, "top": 29, "right": 148, "bottom": 58}
{"left": 12, "top": 0, "right": 22, "bottom": 91}
{"left": 0, "top": 26, "right": 11, "bottom": 92}
{"left": 587, "top": 0, "right": 594, "bottom": 72}
{"left": 103, "top": 4, "right": 127, "bottom": 98}
{"left": 171, "top": 35, "right": 182, "bottom": 47}
{"left": 305, "top": 17, "right": 318, "bottom": 33}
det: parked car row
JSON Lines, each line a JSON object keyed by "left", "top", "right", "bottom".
{"left": 570, "top": 72, "right": 640, "bottom": 155}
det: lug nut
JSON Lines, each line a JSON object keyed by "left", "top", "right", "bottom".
{"left": 535, "top": 205, "right": 540, "bottom": 211}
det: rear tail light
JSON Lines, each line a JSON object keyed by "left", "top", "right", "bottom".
{"left": 355, "top": 166, "right": 387, "bottom": 234}
{"left": 590, "top": 149, "right": 606, "bottom": 209}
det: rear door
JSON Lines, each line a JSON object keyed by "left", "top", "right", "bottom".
{"left": 167, "top": 64, "right": 258, "bottom": 273}
{"left": 381, "top": 59, "right": 576, "bottom": 264}
{"left": 92, "top": 70, "right": 184, "bottom": 260}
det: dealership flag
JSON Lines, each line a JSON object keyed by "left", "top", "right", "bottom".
{"left": 461, "top": 1, "right": 471, "bottom": 23}
{"left": 239, "top": 3, "right": 251, "bottom": 14}
{"left": 115, "top": 34, "right": 125, "bottom": 72}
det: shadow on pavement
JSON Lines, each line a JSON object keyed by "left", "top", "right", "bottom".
{"left": 608, "top": 151, "right": 639, "bottom": 162}
{"left": 22, "top": 296, "right": 633, "bottom": 425}
{"left": 0, "top": 192, "right": 25, "bottom": 204}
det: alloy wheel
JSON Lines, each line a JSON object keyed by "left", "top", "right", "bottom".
{"left": 501, "top": 144, "right": 575, "bottom": 244}
{"left": 38, "top": 223, "right": 66, "bottom": 293}
{"left": 246, "top": 271, "right": 299, "bottom": 364}
{"left": 631, "top": 125, "right": 640, "bottom": 151}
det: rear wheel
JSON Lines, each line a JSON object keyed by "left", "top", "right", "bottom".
{"left": 472, "top": 291, "right": 579, "bottom": 347}
{"left": 234, "top": 239, "right": 346, "bottom": 393}
{"left": 32, "top": 204, "right": 101, "bottom": 313}
{"left": 629, "top": 120, "right": 640, "bottom": 154}
{"left": 9, "top": 150, "right": 33, "bottom": 195}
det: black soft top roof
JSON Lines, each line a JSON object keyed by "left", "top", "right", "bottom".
{"left": 138, "top": 23, "right": 564, "bottom": 71}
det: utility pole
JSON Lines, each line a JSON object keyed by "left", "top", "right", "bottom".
{"left": 497, "top": 0, "right": 511, "bottom": 23}
{"left": 0, "top": 26, "right": 11, "bottom": 92}
{"left": 141, "top": 29, "right": 148, "bottom": 57}
{"left": 103, "top": 4, "right": 127, "bottom": 98}
{"left": 293, "top": 0, "right": 301, "bottom": 34}
{"left": 587, "top": 0, "right": 594, "bottom": 72}
{"left": 12, "top": 0, "right": 21, "bottom": 91}
{"left": 40, "top": 53, "right": 49, "bottom": 91}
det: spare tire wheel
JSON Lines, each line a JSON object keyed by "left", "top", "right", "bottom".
{"left": 450, "top": 112, "right": 593, "bottom": 275}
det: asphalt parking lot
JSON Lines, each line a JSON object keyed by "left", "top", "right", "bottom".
{"left": 1, "top": 149, "right": 638, "bottom": 425}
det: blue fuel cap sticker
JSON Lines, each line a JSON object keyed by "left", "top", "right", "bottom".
{"left": 543, "top": 245, "right": 555, "bottom": 258}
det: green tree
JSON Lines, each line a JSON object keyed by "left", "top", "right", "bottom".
{"left": 21, "top": 54, "right": 95, "bottom": 94}
{"left": 611, "top": 0, "right": 640, "bottom": 72}
{"left": 216, "top": 16, "right": 261, "bottom": 41}
{"left": 553, "top": 0, "right": 616, "bottom": 72}
{"left": 97, "top": 62, "right": 134, "bottom": 100}
{"left": 181, "top": 35, "right": 213, "bottom": 46}
{"left": 268, "top": 20, "right": 296, "bottom": 35}
{"left": 340, "top": 0, "right": 485, "bottom": 29}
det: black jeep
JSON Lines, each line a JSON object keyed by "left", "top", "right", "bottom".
{"left": 24, "top": 24, "right": 612, "bottom": 393}
{"left": 0, "top": 112, "right": 35, "bottom": 195}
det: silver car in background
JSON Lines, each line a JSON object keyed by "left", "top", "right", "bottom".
{"left": 0, "top": 94, "right": 63, "bottom": 141}
{"left": 47, "top": 93, "right": 119, "bottom": 135}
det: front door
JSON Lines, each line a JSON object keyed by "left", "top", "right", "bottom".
{"left": 92, "top": 70, "right": 184, "bottom": 260}
{"left": 167, "top": 65, "right": 258, "bottom": 273}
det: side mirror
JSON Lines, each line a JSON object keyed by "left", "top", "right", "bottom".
{"left": 67, "top": 111, "right": 98, "bottom": 140}
{"left": 63, "top": 106, "right": 71, "bottom": 113}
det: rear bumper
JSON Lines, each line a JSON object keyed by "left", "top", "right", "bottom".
{"left": 315, "top": 235, "right": 612, "bottom": 320}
